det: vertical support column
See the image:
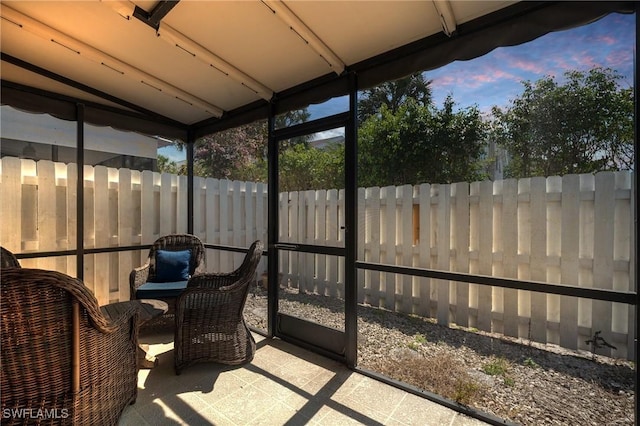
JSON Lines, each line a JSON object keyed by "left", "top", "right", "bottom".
{"left": 187, "top": 130, "right": 195, "bottom": 235}
{"left": 632, "top": 7, "right": 638, "bottom": 421}
{"left": 267, "top": 102, "right": 279, "bottom": 338}
{"left": 345, "top": 72, "right": 358, "bottom": 368}
{"left": 76, "top": 104, "right": 85, "bottom": 280}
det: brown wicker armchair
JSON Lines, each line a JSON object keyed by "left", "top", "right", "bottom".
{"left": 1, "top": 268, "right": 139, "bottom": 425}
{"left": 130, "top": 234, "right": 205, "bottom": 319}
{"left": 174, "top": 240, "right": 263, "bottom": 374}
{"left": 1, "top": 246, "right": 21, "bottom": 268}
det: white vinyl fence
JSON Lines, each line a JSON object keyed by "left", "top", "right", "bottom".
{"left": 1, "top": 156, "right": 635, "bottom": 359}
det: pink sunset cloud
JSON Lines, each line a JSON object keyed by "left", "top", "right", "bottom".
{"left": 606, "top": 49, "right": 633, "bottom": 68}
{"left": 423, "top": 12, "right": 634, "bottom": 113}
{"left": 593, "top": 35, "right": 617, "bottom": 46}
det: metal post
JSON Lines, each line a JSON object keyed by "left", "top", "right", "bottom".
{"left": 267, "top": 102, "right": 278, "bottom": 338}
{"left": 187, "top": 131, "right": 194, "bottom": 235}
{"left": 345, "top": 72, "right": 358, "bottom": 368}
{"left": 633, "top": 6, "right": 638, "bottom": 423}
{"left": 76, "top": 104, "right": 84, "bottom": 280}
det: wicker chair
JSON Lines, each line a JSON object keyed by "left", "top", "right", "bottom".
{"left": 174, "top": 240, "right": 263, "bottom": 374}
{"left": 1, "top": 246, "right": 21, "bottom": 268}
{"left": 1, "top": 268, "right": 139, "bottom": 425}
{"left": 130, "top": 234, "right": 205, "bottom": 321}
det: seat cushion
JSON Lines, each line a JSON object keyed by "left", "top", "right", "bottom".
{"left": 136, "top": 280, "right": 188, "bottom": 299}
{"left": 155, "top": 249, "right": 191, "bottom": 282}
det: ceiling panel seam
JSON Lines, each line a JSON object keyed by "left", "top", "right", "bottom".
{"left": 102, "top": 0, "right": 274, "bottom": 102}
{"left": 431, "top": 0, "right": 457, "bottom": 37}
{"left": 261, "top": 0, "right": 345, "bottom": 75}
{"left": 0, "top": 3, "right": 224, "bottom": 118}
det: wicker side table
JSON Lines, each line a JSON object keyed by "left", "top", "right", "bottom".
{"left": 101, "top": 299, "right": 168, "bottom": 368}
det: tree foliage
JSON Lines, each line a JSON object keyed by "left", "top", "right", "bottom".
{"left": 358, "top": 96, "right": 488, "bottom": 187}
{"left": 278, "top": 142, "right": 344, "bottom": 192}
{"left": 358, "top": 72, "right": 432, "bottom": 123}
{"left": 490, "top": 67, "right": 634, "bottom": 178}
{"left": 169, "top": 67, "right": 633, "bottom": 189}
{"left": 157, "top": 154, "right": 185, "bottom": 175}
{"left": 194, "top": 120, "right": 266, "bottom": 180}
{"left": 192, "top": 110, "right": 312, "bottom": 181}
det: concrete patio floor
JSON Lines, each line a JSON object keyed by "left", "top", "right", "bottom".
{"left": 118, "top": 331, "right": 489, "bottom": 426}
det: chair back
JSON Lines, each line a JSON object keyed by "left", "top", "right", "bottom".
{"left": 175, "top": 241, "right": 263, "bottom": 370}
{"left": 236, "top": 240, "right": 263, "bottom": 282}
{"left": 147, "top": 234, "right": 205, "bottom": 280}
{"left": 1, "top": 246, "right": 21, "bottom": 268}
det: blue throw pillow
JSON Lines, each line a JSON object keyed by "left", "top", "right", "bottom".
{"left": 154, "top": 249, "right": 191, "bottom": 282}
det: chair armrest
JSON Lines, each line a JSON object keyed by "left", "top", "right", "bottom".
{"left": 84, "top": 305, "right": 139, "bottom": 399}
{"left": 186, "top": 271, "right": 240, "bottom": 290}
{"left": 99, "top": 302, "right": 140, "bottom": 331}
{"left": 130, "top": 263, "right": 151, "bottom": 298}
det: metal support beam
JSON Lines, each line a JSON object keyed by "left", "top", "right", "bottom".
{"left": 133, "top": 0, "right": 180, "bottom": 30}
{"left": 431, "top": 0, "right": 457, "bottom": 37}
{"left": 76, "top": 103, "right": 85, "bottom": 280}
{"left": 344, "top": 72, "right": 358, "bottom": 368}
{"left": 267, "top": 101, "right": 278, "bottom": 338}
{"left": 187, "top": 130, "right": 194, "bottom": 235}
{"left": 633, "top": 6, "right": 638, "bottom": 422}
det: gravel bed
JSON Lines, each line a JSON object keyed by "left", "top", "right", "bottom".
{"left": 245, "top": 287, "right": 635, "bottom": 426}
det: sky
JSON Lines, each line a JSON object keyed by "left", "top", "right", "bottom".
{"left": 161, "top": 11, "right": 635, "bottom": 160}
{"left": 307, "top": 11, "right": 635, "bottom": 140}
{"left": 425, "top": 11, "right": 635, "bottom": 114}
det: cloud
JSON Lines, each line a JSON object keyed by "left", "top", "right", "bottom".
{"left": 507, "top": 58, "right": 545, "bottom": 74}
{"left": 311, "top": 128, "right": 344, "bottom": 141}
{"left": 593, "top": 35, "right": 617, "bottom": 46}
{"left": 430, "top": 61, "right": 521, "bottom": 92}
{"left": 605, "top": 48, "right": 633, "bottom": 68}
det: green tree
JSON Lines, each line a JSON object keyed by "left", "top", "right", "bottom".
{"left": 279, "top": 142, "right": 344, "bottom": 192}
{"left": 193, "top": 110, "right": 311, "bottom": 181}
{"left": 490, "top": 67, "right": 634, "bottom": 178}
{"left": 358, "top": 96, "right": 487, "bottom": 187}
{"left": 358, "top": 72, "right": 432, "bottom": 123}
{"left": 194, "top": 121, "right": 266, "bottom": 180}
{"left": 157, "top": 154, "right": 185, "bottom": 175}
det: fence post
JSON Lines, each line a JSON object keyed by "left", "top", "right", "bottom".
{"left": 593, "top": 172, "right": 616, "bottom": 356}
{"left": 366, "top": 186, "right": 382, "bottom": 307}
{"left": 502, "top": 179, "right": 519, "bottom": 337}
{"left": 435, "top": 183, "right": 451, "bottom": 325}
{"left": 560, "top": 174, "right": 580, "bottom": 349}
{"left": 382, "top": 185, "right": 396, "bottom": 311}
{"left": 477, "top": 180, "right": 493, "bottom": 332}
{"left": 417, "top": 183, "right": 432, "bottom": 318}
{"left": 399, "top": 184, "right": 413, "bottom": 314}
{"left": 93, "top": 165, "right": 109, "bottom": 304}
{"left": 0, "top": 158, "right": 22, "bottom": 254}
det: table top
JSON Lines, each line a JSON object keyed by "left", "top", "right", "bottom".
{"left": 101, "top": 299, "right": 168, "bottom": 324}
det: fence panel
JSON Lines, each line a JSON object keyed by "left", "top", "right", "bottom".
{"left": 1, "top": 156, "right": 634, "bottom": 359}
